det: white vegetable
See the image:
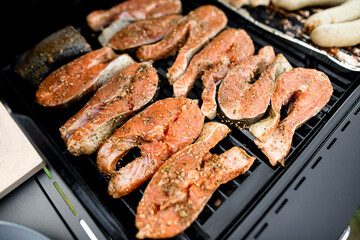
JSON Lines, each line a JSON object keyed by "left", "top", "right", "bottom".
{"left": 229, "top": 0, "right": 250, "bottom": 8}
{"left": 250, "top": 0, "right": 270, "bottom": 7}
{"left": 229, "top": 0, "right": 270, "bottom": 8}
{"left": 271, "top": 0, "right": 346, "bottom": 11}
{"left": 310, "top": 19, "right": 360, "bottom": 47}
{"left": 304, "top": 0, "right": 360, "bottom": 32}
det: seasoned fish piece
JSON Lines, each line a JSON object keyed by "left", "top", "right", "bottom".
{"left": 107, "top": 15, "right": 182, "bottom": 50}
{"left": 98, "top": 20, "right": 131, "bottom": 47}
{"left": 171, "top": 28, "right": 254, "bottom": 119}
{"left": 173, "top": 28, "right": 254, "bottom": 97}
{"left": 254, "top": 68, "right": 333, "bottom": 166}
{"left": 136, "top": 122, "right": 255, "bottom": 239}
{"left": 36, "top": 47, "right": 134, "bottom": 108}
{"left": 136, "top": 5, "right": 228, "bottom": 84}
{"left": 200, "top": 64, "right": 231, "bottom": 119}
{"left": 249, "top": 57, "right": 293, "bottom": 142}
{"left": 60, "top": 62, "right": 159, "bottom": 156}
{"left": 218, "top": 46, "right": 278, "bottom": 128}
{"left": 87, "top": 0, "right": 182, "bottom": 32}
{"left": 97, "top": 97, "right": 204, "bottom": 198}
{"left": 14, "top": 25, "right": 91, "bottom": 86}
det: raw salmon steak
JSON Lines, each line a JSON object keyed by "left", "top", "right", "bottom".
{"left": 98, "top": 20, "right": 131, "bottom": 47}
{"left": 97, "top": 97, "right": 205, "bottom": 198}
{"left": 14, "top": 25, "right": 91, "bottom": 86}
{"left": 136, "top": 5, "right": 227, "bottom": 83}
{"left": 106, "top": 15, "right": 182, "bottom": 50}
{"left": 60, "top": 62, "right": 159, "bottom": 156}
{"left": 36, "top": 48, "right": 135, "bottom": 108}
{"left": 253, "top": 68, "right": 333, "bottom": 166}
{"left": 136, "top": 122, "right": 255, "bottom": 239}
{"left": 218, "top": 47, "right": 288, "bottom": 128}
{"left": 171, "top": 28, "right": 254, "bottom": 119}
{"left": 86, "top": 0, "right": 182, "bottom": 32}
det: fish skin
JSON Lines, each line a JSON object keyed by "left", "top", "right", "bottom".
{"left": 135, "top": 123, "right": 255, "bottom": 239}
{"left": 136, "top": 5, "right": 228, "bottom": 84}
{"left": 107, "top": 14, "right": 182, "bottom": 51}
{"left": 60, "top": 62, "right": 159, "bottom": 156}
{"left": 36, "top": 47, "right": 135, "bottom": 108}
{"left": 97, "top": 97, "right": 205, "bottom": 198}
{"left": 14, "top": 25, "right": 91, "bottom": 86}
{"left": 86, "top": 0, "right": 182, "bottom": 32}
{"left": 218, "top": 46, "right": 276, "bottom": 128}
{"left": 254, "top": 68, "right": 333, "bottom": 166}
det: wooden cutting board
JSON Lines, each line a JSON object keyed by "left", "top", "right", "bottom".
{"left": 0, "top": 102, "right": 45, "bottom": 199}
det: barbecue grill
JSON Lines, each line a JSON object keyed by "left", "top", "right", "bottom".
{"left": 1, "top": 0, "right": 359, "bottom": 239}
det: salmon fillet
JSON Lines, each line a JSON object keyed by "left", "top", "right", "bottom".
{"left": 136, "top": 5, "right": 228, "bottom": 84}
{"left": 136, "top": 122, "right": 255, "bottom": 239}
{"left": 254, "top": 68, "right": 333, "bottom": 166}
{"left": 171, "top": 28, "right": 254, "bottom": 119}
{"left": 97, "top": 97, "right": 205, "bottom": 198}
{"left": 14, "top": 25, "right": 91, "bottom": 86}
{"left": 104, "top": 15, "right": 181, "bottom": 49}
{"left": 249, "top": 56, "right": 293, "bottom": 142}
{"left": 200, "top": 64, "right": 230, "bottom": 119}
{"left": 59, "top": 62, "right": 159, "bottom": 156}
{"left": 87, "top": 0, "right": 182, "bottom": 32}
{"left": 36, "top": 48, "right": 135, "bottom": 108}
{"left": 98, "top": 20, "right": 131, "bottom": 47}
{"left": 218, "top": 46, "right": 277, "bottom": 128}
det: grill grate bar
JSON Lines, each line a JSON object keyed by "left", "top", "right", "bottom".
{"left": 206, "top": 204, "right": 216, "bottom": 213}
{"left": 217, "top": 188, "right": 230, "bottom": 200}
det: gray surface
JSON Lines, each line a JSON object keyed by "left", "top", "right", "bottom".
{"left": 252, "top": 98, "right": 360, "bottom": 240}
{"left": 0, "top": 175, "right": 74, "bottom": 240}
{"left": 0, "top": 221, "right": 51, "bottom": 240}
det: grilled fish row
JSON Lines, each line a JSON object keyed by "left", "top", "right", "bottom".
{"left": 136, "top": 122, "right": 255, "bottom": 239}
{"left": 162, "top": 21, "right": 333, "bottom": 167}
{"left": 99, "top": 97, "right": 205, "bottom": 198}
{"left": 15, "top": 0, "right": 182, "bottom": 86}
{"left": 60, "top": 61, "right": 160, "bottom": 156}
{"left": 86, "top": 0, "right": 182, "bottom": 32}
{"left": 250, "top": 68, "right": 333, "bottom": 166}
{"left": 28, "top": 17, "right": 331, "bottom": 170}
{"left": 89, "top": 2, "right": 229, "bottom": 92}
{"left": 217, "top": 53, "right": 332, "bottom": 166}
{"left": 23, "top": 2, "right": 332, "bottom": 238}
{"left": 36, "top": 47, "right": 135, "bottom": 108}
